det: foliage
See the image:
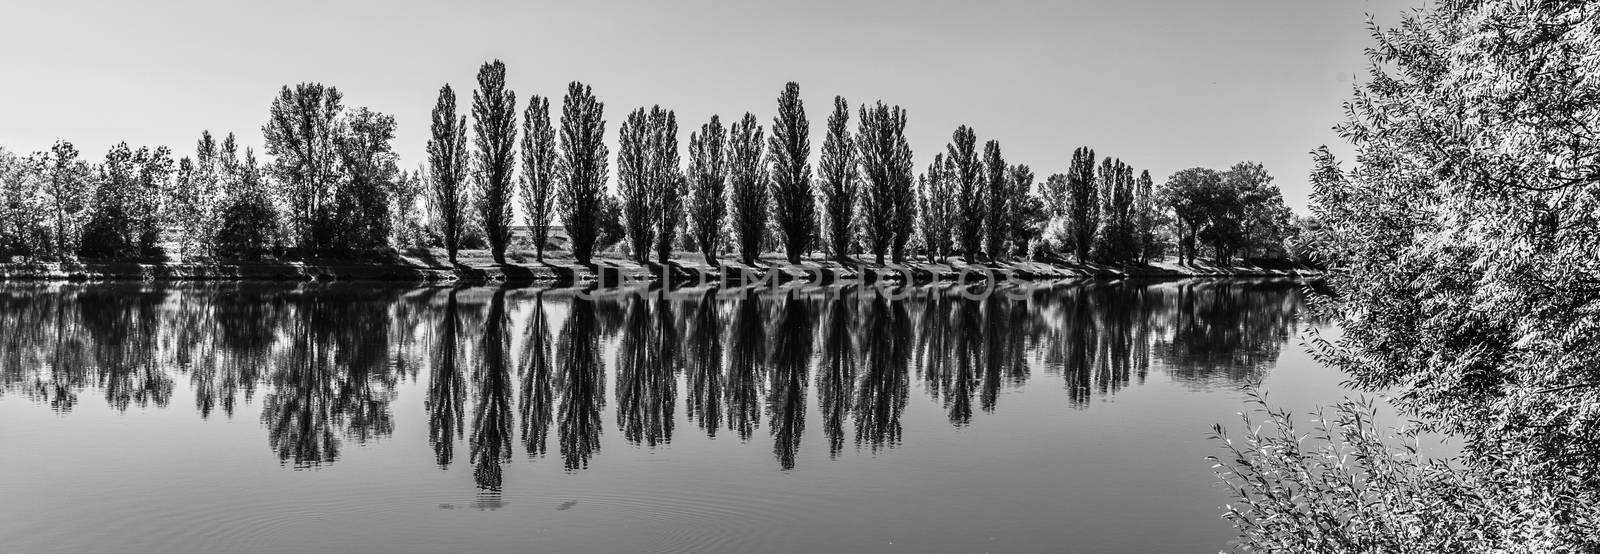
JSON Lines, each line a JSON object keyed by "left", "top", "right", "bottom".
{"left": 768, "top": 82, "right": 816, "bottom": 264}
{"left": 0, "top": 148, "right": 46, "bottom": 259}
{"left": 39, "top": 140, "right": 91, "bottom": 260}
{"left": 519, "top": 95, "right": 558, "bottom": 261}
{"left": 214, "top": 149, "right": 279, "bottom": 260}
{"left": 981, "top": 140, "right": 1008, "bottom": 261}
{"left": 1005, "top": 164, "right": 1045, "bottom": 259}
{"left": 332, "top": 107, "right": 400, "bottom": 252}
{"left": 426, "top": 86, "right": 471, "bottom": 263}
{"left": 1094, "top": 157, "right": 1137, "bottom": 264}
{"left": 557, "top": 82, "right": 609, "bottom": 265}
{"left": 472, "top": 60, "right": 518, "bottom": 263}
{"left": 818, "top": 96, "right": 857, "bottom": 262}
{"left": 687, "top": 115, "right": 728, "bottom": 264}
{"left": 617, "top": 105, "right": 681, "bottom": 264}
{"left": 727, "top": 112, "right": 768, "bottom": 265}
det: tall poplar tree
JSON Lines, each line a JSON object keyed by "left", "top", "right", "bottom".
{"left": 1133, "top": 169, "right": 1157, "bottom": 262}
{"left": 982, "top": 140, "right": 1007, "bottom": 261}
{"left": 1064, "top": 146, "right": 1099, "bottom": 262}
{"left": 650, "top": 108, "right": 683, "bottom": 265}
{"left": 856, "top": 102, "right": 914, "bottom": 265}
{"left": 557, "top": 82, "right": 609, "bottom": 266}
{"left": 519, "top": 95, "right": 558, "bottom": 262}
{"left": 427, "top": 84, "right": 470, "bottom": 264}
{"left": 472, "top": 60, "right": 518, "bottom": 264}
{"left": 726, "top": 112, "right": 768, "bottom": 266}
{"left": 617, "top": 107, "right": 658, "bottom": 263}
{"left": 946, "top": 126, "right": 984, "bottom": 259}
{"left": 768, "top": 82, "right": 815, "bottom": 264}
{"left": 687, "top": 115, "right": 728, "bottom": 264}
{"left": 818, "top": 96, "right": 857, "bottom": 262}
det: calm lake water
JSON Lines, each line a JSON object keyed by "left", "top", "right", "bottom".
{"left": 0, "top": 279, "right": 1345, "bottom": 553}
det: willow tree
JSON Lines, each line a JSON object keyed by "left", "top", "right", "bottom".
{"left": 768, "top": 82, "right": 815, "bottom": 264}
{"left": 427, "top": 85, "right": 470, "bottom": 264}
{"left": 946, "top": 126, "right": 984, "bottom": 259}
{"left": 818, "top": 96, "right": 857, "bottom": 262}
{"left": 1063, "top": 146, "right": 1098, "bottom": 262}
{"left": 981, "top": 140, "right": 1008, "bottom": 261}
{"left": 726, "top": 112, "right": 768, "bottom": 266}
{"left": 917, "top": 153, "right": 955, "bottom": 263}
{"left": 856, "top": 102, "right": 914, "bottom": 265}
{"left": 687, "top": 115, "right": 728, "bottom": 264}
{"left": 263, "top": 82, "right": 342, "bottom": 253}
{"left": 472, "top": 60, "right": 518, "bottom": 264}
{"left": 519, "top": 95, "right": 557, "bottom": 262}
{"left": 558, "top": 82, "right": 609, "bottom": 266}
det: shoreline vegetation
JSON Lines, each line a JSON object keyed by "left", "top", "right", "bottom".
{"left": 0, "top": 250, "right": 1322, "bottom": 284}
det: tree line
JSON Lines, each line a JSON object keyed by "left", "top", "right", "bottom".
{"left": 0, "top": 60, "right": 1296, "bottom": 267}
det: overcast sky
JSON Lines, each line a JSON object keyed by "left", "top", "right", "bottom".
{"left": 0, "top": 0, "right": 1422, "bottom": 210}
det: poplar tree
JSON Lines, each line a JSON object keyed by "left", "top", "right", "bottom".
{"left": 687, "top": 115, "right": 728, "bottom": 264}
{"left": 917, "top": 153, "right": 955, "bottom": 263}
{"left": 818, "top": 96, "right": 857, "bottom": 262}
{"left": 519, "top": 95, "right": 558, "bottom": 262}
{"left": 427, "top": 84, "right": 470, "bottom": 264}
{"left": 1095, "top": 157, "right": 1137, "bottom": 264}
{"left": 768, "top": 82, "right": 815, "bottom": 264}
{"left": 1006, "top": 164, "right": 1040, "bottom": 258}
{"left": 1133, "top": 169, "right": 1157, "bottom": 262}
{"left": 982, "top": 140, "right": 1007, "bottom": 261}
{"left": 726, "top": 112, "right": 768, "bottom": 266}
{"left": 1064, "top": 147, "right": 1098, "bottom": 262}
{"left": 617, "top": 107, "right": 657, "bottom": 263}
{"left": 856, "top": 102, "right": 914, "bottom": 265}
{"left": 472, "top": 60, "right": 518, "bottom": 264}
{"left": 650, "top": 108, "right": 683, "bottom": 265}
{"left": 946, "top": 126, "right": 984, "bottom": 259}
{"left": 558, "top": 82, "right": 609, "bottom": 266}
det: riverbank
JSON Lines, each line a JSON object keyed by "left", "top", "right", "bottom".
{"left": 0, "top": 251, "right": 1321, "bottom": 284}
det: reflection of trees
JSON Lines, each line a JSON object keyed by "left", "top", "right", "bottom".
{"left": 817, "top": 293, "right": 855, "bottom": 458}
{"left": 615, "top": 296, "right": 676, "bottom": 447}
{"left": 427, "top": 289, "right": 465, "bottom": 468}
{"left": 683, "top": 289, "right": 724, "bottom": 438}
{"left": 767, "top": 294, "right": 811, "bottom": 469}
{"left": 1155, "top": 281, "right": 1302, "bottom": 388}
{"left": 855, "top": 295, "right": 910, "bottom": 450}
{"left": 556, "top": 297, "right": 605, "bottom": 471}
{"left": 725, "top": 291, "right": 765, "bottom": 441}
{"left": 470, "top": 290, "right": 514, "bottom": 491}
{"left": 262, "top": 295, "right": 343, "bottom": 467}
{"left": 518, "top": 291, "right": 553, "bottom": 458}
{"left": 81, "top": 288, "right": 172, "bottom": 412}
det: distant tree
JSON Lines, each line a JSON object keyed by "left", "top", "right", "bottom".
{"left": 727, "top": 112, "right": 768, "bottom": 266}
{"left": 391, "top": 169, "right": 425, "bottom": 249}
{"left": 982, "top": 140, "right": 1008, "bottom": 261}
{"left": 169, "top": 131, "right": 221, "bottom": 259}
{"left": 557, "top": 82, "right": 609, "bottom": 265}
{"left": 472, "top": 60, "right": 518, "bottom": 264}
{"left": 1005, "top": 164, "right": 1045, "bottom": 258}
{"left": 1063, "top": 147, "right": 1099, "bottom": 262}
{"left": 214, "top": 149, "right": 278, "bottom": 260}
{"left": 856, "top": 102, "right": 914, "bottom": 264}
{"left": 596, "top": 193, "right": 625, "bottom": 252}
{"left": 1223, "top": 161, "right": 1291, "bottom": 259}
{"left": 427, "top": 84, "right": 471, "bottom": 264}
{"left": 917, "top": 153, "right": 955, "bottom": 263}
{"left": 768, "top": 82, "right": 816, "bottom": 264}
{"left": 518, "top": 95, "right": 558, "bottom": 261}
{"left": 333, "top": 107, "right": 400, "bottom": 252}
{"left": 39, "top": 140, "right": 91, "bottom": 259}
{"left": 687, "top": 115, "right": 729, "bottom": 264}
{"left": 818, "top": 96, "right": 857, "bottom": 263}
{"left": 263, "top": 83, "right": 342, "bottom": 253}
{"left": 947, "top": 126, "right": 984, "bottom": 259}
{"left": 618, "top": 107, "right": 658, "bottom": 263}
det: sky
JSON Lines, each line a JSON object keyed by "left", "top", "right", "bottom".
{"left": 0, "top": 0, "right": 1425, "bottom": 211}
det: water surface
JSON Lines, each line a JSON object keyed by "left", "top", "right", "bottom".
{"left": 0, "top": 279, "right": 1340, "bottom": 553}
